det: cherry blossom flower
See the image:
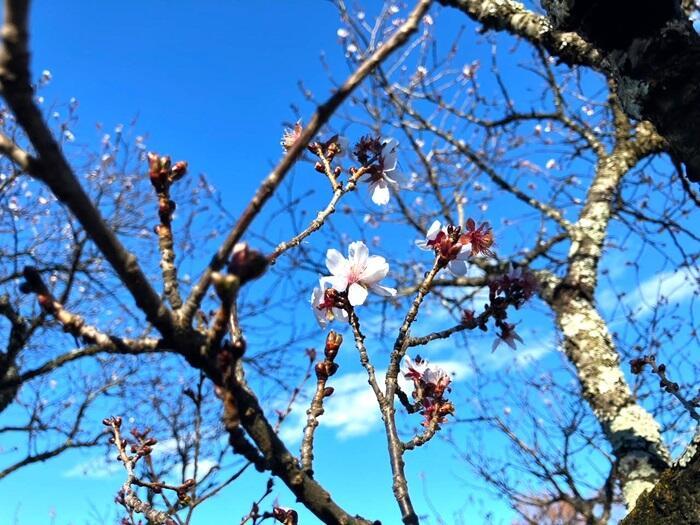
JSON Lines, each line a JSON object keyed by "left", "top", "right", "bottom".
{"left": 281, "top": 121, "right": 303, "bottom": 151}
{"left": 505, "top": 264, "right": 538, "bottom": 300}
{"left": 403, "top": 356, "right": 452, "bottom": 395}
{"left": 403, "top": 355, "right": 454, "bottom": 426}
{"left": 310, "top": 280, "right": 348, "bottom": 328}
{"left": 360, "top": 138, "right": 400, "bottom": 205}
{"left": 460, "top": 218, "right": 494, "bottom": 257}
{"left": 490, "top": 263, "right": 538, "bottom": 308}
{"left": 324, "top": 241, "right": 396, "bottom": 306}
{"left": 422, "top": 366, "right": 452, "bottom": 397}
{"left": 415, "top": 219, "right": 470, "bottom": 276}
{"left": 403, "top": 355, "right": 430, "bottom": 381}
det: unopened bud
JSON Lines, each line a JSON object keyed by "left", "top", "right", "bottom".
{"left": 228, "top": 243, "right": 268, "bottom": 284}
{"left": 323, "top": 387, "right": 335, "bottom": 397}
{"left": 315, "top": 362, "right": 328, "bottom": 380}
{"left": 324, "top": 331, "right": 342, "bottom": 358}
{"left": 171, "top": 160, "right": 188, "bottom": 181}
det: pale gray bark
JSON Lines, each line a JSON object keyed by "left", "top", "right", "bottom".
{"left": 538, "top": 124, "right": 672, "bottom": 509}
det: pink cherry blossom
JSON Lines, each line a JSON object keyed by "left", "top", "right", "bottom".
{"left": 310, "top": 280, "right": 348, "bottom": 328}
{"left": 281, "top": 121, "right": 302, "bottom": 151}
{"left": 362, "top": 138, "right": 400, "bottom": 205}
{"left": 415, "top": 219, "right": 470, "bottom": 276}
{"left": 324, "top": 241, "right": 396, "bottom": 306}
{"left": 403, "top": 355, "right": 430, "bottom": 381}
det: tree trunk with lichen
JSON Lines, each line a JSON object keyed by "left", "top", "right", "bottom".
{"left": 548, "top": 290, "right": 671, "bottom": 508}
{"left": 541, "top": 144, "right": 672, "bottom": 509}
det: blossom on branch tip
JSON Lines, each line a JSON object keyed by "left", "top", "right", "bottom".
{"left": 354, "top": 136, "right": 401, "bottom": 205}
{"left": 311, "top": 282, "right": 348, "bottom": 328}
{"left": 281, "top": 121, "right": 303, "bottom": 151}
{"left": 415, "top": 219, "right": 470, "bottom": 276}
{"left": 460, "top": 218, "right": 494, "bottom": 257}
{"left": 323, "top": 241, "right": 396, "bottom": 306}
{"left": 403, "top": 356, "right": 452, "bottom": 396}
{"left": 403, "top": 355, "right": 454, "bottom": 426}
{"left": 403, "top": 355, "right": 430, "bottom": 381}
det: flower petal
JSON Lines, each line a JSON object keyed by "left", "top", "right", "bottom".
{"left": 359, "top": 255, "right": 389, "bottom": 284}
{"left": 333, "top": 307, "right": 349, "bottom": 323}
{"left": 455, "top": 243, "right": 471, "bottom": 260}
{"left": 370, "top": 180, "right": 391, "bottom": 205}
{"left": 426, "top": 220, "right": 442, "bottom": 240}
{"left": 324, "top": 274, "right": 349, "bottom": 292}
{"left": 348, "top": 282, "right": 369, "bottom": 306}
{"left": 370, "top": 283, "right": 397, "bottom": 297}
{"left": 326, "top": 248, "right": 348, "bottom": 277}
{"left": 310, "top": 287, "right": 327, "bottom": 328}
{"left": 448, "top": 260, "right": 467, "bottom": 276}
{"left": 348, "top": 241, "right": 369, "bottom": 270}
{"left": 381, "top": 138, "right": 399, "bottom": 173}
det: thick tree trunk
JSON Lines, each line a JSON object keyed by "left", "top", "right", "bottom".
{"left": 541, "top": 0, "right": 700, "bottom": 181}
{"left": 541, "top": 143, "right": 672, "bottom": 508}
{"left": 621, "top": 446, "right": 700, "bottom": 525}
{"left": 439, "top": 0, "right": 700, "bottom": 182}
{"left": 549, "top": 291, "right": 671, "bottom": 507}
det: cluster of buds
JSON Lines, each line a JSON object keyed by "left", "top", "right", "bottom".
{"left": 147, "top": 152, "right": 187, "bottom": 228}
{"left": 175, "top": 478, "right": 196, "bottom": 503}
{"left": 489, "top": 264, "right": 538, "bottom": 310}
{"left": 630, "top": 355, "right": 686, "bottom": 395}
{"left": 315, "top": 331, "right": 342, "bottom": 385}
{"left": 147, "top": 153, "right": 187, "bottom": 192}
{"left": 272, "top": 506, "right": 299, "bottom": 525}
{"left": 417, "top": 219, "right": 494, "bottom": 276}
{"left": 228, "top": 242, "right": 268, "bottom": 285}
{"left": 403, "top": 356, "right": 455, "bottom": 427}
{"left": 310, "top": 134, "right": 349, "bottom": 166}
{"left": 102, "top": 415, "right": 122, "bottom": 429}
{"left": 460, "top": 264, "right": 537, "bottom": 351}
{"left": 127, "top": 427, "right": 158, "bottom": 459}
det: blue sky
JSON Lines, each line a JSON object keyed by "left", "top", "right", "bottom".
{"left": 1, "top": 2, "right": 699, "bottom": 525}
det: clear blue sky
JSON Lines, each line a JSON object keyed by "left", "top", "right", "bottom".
{"left": 1, "top": 2, "right": 698, "bottom": 525}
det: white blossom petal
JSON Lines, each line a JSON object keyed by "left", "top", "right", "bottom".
{"left": 448, "top": 259, "right": 467, "bottom": 276}
{"left": 381, "top": 138, "right": 399, "bottom": 173}
{"left": 370, "top": 180, "right": 390, "bottom": 205}
{"left": 359, "top": 255, "right": 389, "bottom": 284}
{"left": 347, "top": 282, "right": 368, "bottom": 306}
{"left": 426, "top": 220, "right": 442, "bottom": 240}
{"left": 326, "top": 248, "right": 348, "bottom": 276}
{"left": 348, "top": 241, "right": 369, "bottom": 269}
{"left": 370, "top": 284, "right": 396, "bottom": 297}
{"left": 325, "top": 274, "right": 349, "bottom": 292}
{"left": 310, "top": 287, "right": 328, "bottom": 328}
